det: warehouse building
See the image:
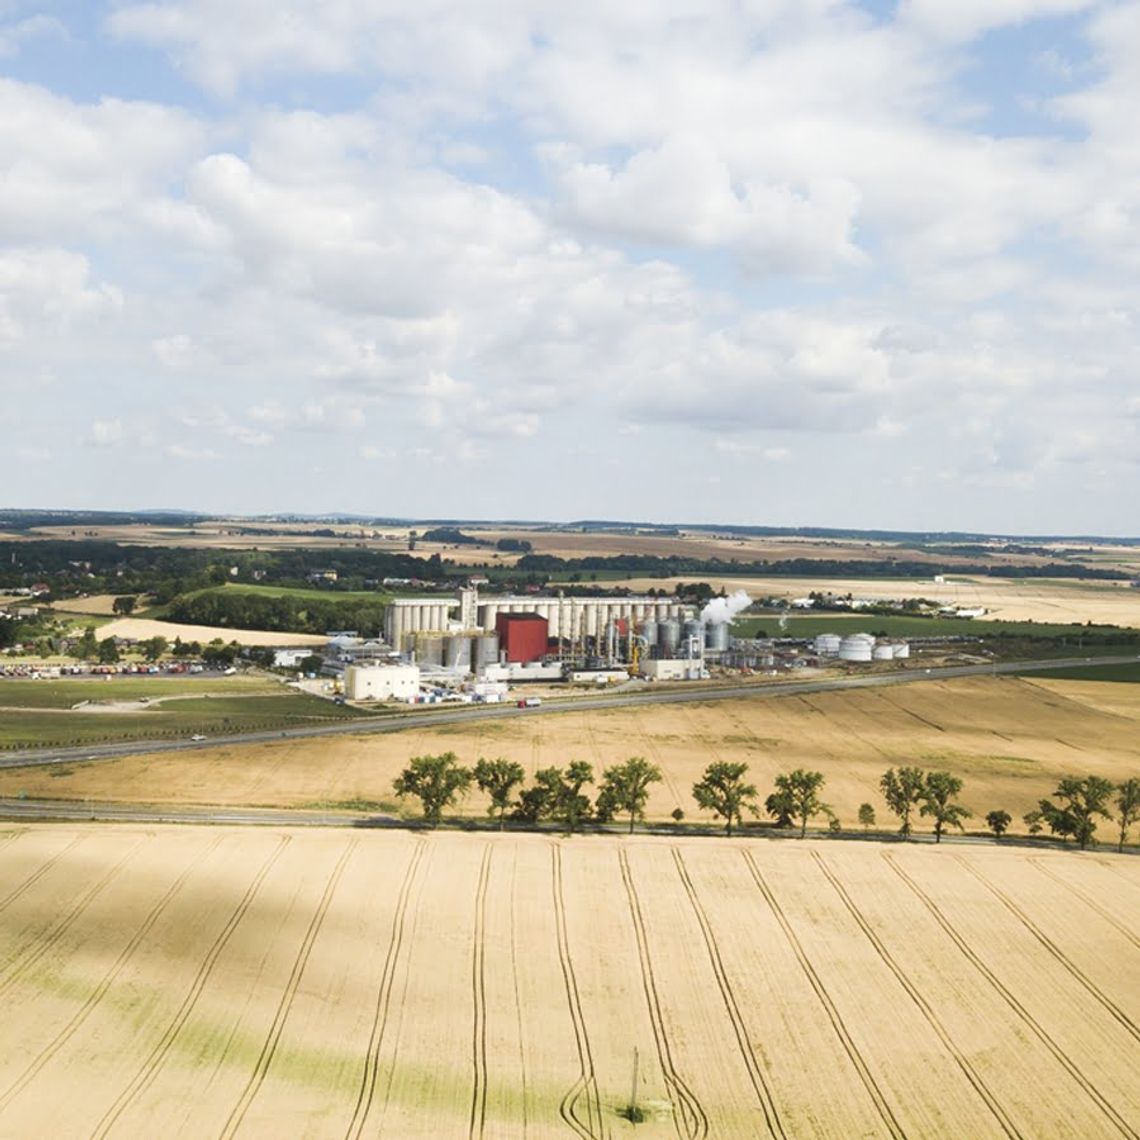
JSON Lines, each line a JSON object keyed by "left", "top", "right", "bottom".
{"left": 344, "top": 663, "right": 421, "bottom": 701}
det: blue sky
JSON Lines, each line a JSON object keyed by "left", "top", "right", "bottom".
{"left": 1, "top": 0, "right": 1137, "bottom": 533}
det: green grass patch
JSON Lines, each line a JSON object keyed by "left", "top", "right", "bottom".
{"left": 0, "top": 685, "right": 372, "bottom": 749}
{"left": 737, "top": 613, "right": 1140, "bottom": 639}
{"left": 165, "top": 581, "right": 391, "bottom": 606}
{"left": 0, "top": 674, "right": 278, "bottom": 709}
{"left": 300, "top": 797, "right": 399, "bottom": 813}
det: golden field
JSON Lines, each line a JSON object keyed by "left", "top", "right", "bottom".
{"left": 7, "top": 676, "right": 1139, "bottom": 832}
{"left": 0, "top": 825, "right": 1136, "bottom": 1138}
{"left": 620, "top": 574, "right": 1140, "bottom": 628}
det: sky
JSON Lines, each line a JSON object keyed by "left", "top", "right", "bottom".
{"left": 1, "top": 0, "right": 1138, "bottom": 534}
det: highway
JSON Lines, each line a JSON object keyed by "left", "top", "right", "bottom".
{"left": 1, "top": 653, "right": 1134, "bottom": 773}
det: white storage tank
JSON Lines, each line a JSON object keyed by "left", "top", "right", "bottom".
{"left": 813, "top": 633, "right": 842, "bottom": 656}
{"left": 838, "top": 633, "right": 874, "bottom": 662}
{"left": 892, "top": 641, "right": 911, "bottom": 659}
{"left": 872, "top": 642, "right": 894, "bottom": 661}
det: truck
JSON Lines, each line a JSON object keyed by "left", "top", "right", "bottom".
{"left": 516, "top": 696, "right": 542, "bottom": 708}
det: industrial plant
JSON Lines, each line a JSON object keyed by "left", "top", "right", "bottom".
{"left": 333, "top": 586, "right": 911, "bottom": 703}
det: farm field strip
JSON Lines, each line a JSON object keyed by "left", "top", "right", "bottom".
{"left": 949, "top": 857, "right": 1140, "bottom": 1044}
{"left": 824, "top": 849, "right": 1136, "bottom": 1138}
{"left": 1, "top": 829, "right": 1139, "bottom": 1137}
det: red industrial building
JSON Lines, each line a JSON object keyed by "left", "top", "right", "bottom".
{"left": 495, "top": 613, "right": 549, "bottom": 663}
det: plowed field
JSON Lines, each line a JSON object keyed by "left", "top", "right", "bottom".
{"left": 0, "top": 825, "right": 1136, "bottom": 1138}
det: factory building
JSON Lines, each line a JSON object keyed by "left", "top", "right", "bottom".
{"left": 495, "top": 613, "right": 549, "bottom": 663}
{"left": 384, "top": 588, "right": 690, "bottom": 653}
{"left": 344, "top": 663, "right": 421, "bottom": 701}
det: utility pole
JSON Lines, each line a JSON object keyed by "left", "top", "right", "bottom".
{"left": 629, "top": 1046, "right": 639, "bottom": 1119}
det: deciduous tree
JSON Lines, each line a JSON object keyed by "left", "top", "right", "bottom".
{"left": 692, "top": 761, "right": 759, "bottom": 837}
{"left": 111, "top": 595, "right": 136, "bottom": 616}
{"left": 598, "top": 757, "right": 662, "bottom": 834}
{"left": 1036, "top": 776, "right": 1114, "bottom": 849}
{"left": 986, "top": 810, "right": 1012, "bottom": 839}
{"left": 858, "top": 803, "right": 876, "bottom": 831}
{"left": 1114, "top": 778, "right": 1140, "bottom": 853}
{"left": 393, "top": 752, "right": 472, "bottom": 825}
{"left": 523, "top": 762, "right": 594, "bottom": 833}
{"left": 474, "top": 757, "right": 526, "bottom": 829}
{"left": 920, "top": 771, "right": 972, "bottom": 843}
{"left": 880, "top": 766, "right": 926, "bottom": 838}
{"left": 771, "top": 769, "right": 828, "bottom": 838}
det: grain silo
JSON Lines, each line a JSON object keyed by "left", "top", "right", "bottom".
{"left": 705, "top": 623, "right": 730, "bottom": 652}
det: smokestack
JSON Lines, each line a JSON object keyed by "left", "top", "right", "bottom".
{"left": 699, "top": 590, "right": 751, "bottom": 626}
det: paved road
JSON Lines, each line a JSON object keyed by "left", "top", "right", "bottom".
{"left": 1, "top": 654, "right": 1134, "bottom": 773}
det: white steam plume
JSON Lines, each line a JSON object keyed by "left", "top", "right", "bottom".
{"left": 700, "top": 589, "right": 752, "bottom": 626}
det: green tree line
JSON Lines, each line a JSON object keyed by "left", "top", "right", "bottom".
{"left": 393, "top": 754, "right": 1140, "bottom": 851}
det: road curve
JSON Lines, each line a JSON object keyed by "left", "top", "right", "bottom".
{"left": 1, "top": 654, "right": 1134, "bottom": 773}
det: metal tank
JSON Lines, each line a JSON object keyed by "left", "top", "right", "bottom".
{"left": 813, "top": 633, "right": 842, "bottom": 656}
{"left": 658, "top": 618, "right": 681, "bottom": 658}
{"left": 417, "top": 634, "right": 445, "bottom": 666}
{"left": 838, "top": 633, "right": 874, "bottom": 662}
{"left": 892, "top": 641, "right": 910, "bottom": 659}
{"left": 872, "top": 642, "right": 894, "bottom": 661}
{"left": 705, "top": 623, "right": 730, "bottom": 652}
{"left": 639, "top": 618, "right": 659, "bottom": 650}
{"left": 473, "top": 634, "right": 499, "bottom": 669}
{"left": 445, "top": 635, "right": 472, "bottom": 670}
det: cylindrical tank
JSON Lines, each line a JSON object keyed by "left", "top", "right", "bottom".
{"left": 838, "top": 633, "right": 874, "bottom": 662}
{"left": 473, "top": 634, "right": 499, "bottom": 669}
{"left": 658, "top": 618, "right": 681, "bottom": 657}
{"left": 445, "top": 635, "right": 472, "bottom": 670}
{"left": 705, "top": 623, "right": 730, "bottom": 651}
{"left": 639, "top": 618, "right": 659, "bottom": 649}
{"left": 892, "top": 641, "right": 910, "bottom": 659}
{"left": 813, "top": 633, "right": 842, "bottom": 656}
{"left": 872, "top": 642, "right": 894, "bottom": 661}
{"left": 417, "top": 634, "right": 445, "bottom": 665}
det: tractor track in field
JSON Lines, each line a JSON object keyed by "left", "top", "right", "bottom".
{"left": 0, "top": 836, "right": 223, "bottom": 1113}
{"left": 220, "top": 838, "right": 358, "bottom": 1139}
{"left": 344, "top": 838, "right": 427, "bottom": 1140}
{"left": 618, "top": 848, "right": 708, "bottom": 1140}
{"left": 0, "top": 834, "right": 84, "bottom": 914}
{"left": 552, "top": 844, "right": 602, "bottom": 1140}
{"left": 625, "top": 707, "right": 684, "bottom": 818}
{"left": 954, "top": 856, "right": 1140, "bottom": 1047}
{"left": 671, "top": 848, "right": 785, "bottom": 1140}
{"left": 468, "top": 845, "right": 492, "bottom": 1140}
{"left": 882, "top": 853, "right": 1137, "bottom": 1140}
{"left": 507, "top": 845, "right": 530, "bottom": 1138}
{"left": 812, "top": 851, "right": 1024, "bottom": 1140}
{"left": 91, "top": 835, "right": 291, "bottom": 1139}
{"left": 741, "top": 851, "right": 906, "bottom": 1140}
{"left": 1028, "top": 858, "right": 1140, "bottom": 951}
{"left": 0, "top": 837, "right": 144, "bottom": 1001}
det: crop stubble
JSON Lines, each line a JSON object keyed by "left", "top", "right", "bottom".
{"left": 0, "top": 827, "right": 1137, "bottom": 1138}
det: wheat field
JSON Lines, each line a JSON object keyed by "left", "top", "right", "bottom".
{"left": 0, "top": 824, "right": 1136, "bottom": 1138}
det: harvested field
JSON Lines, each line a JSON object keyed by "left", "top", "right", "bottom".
{"left": 92, "top": 618, "right": 326, "bottom": 647}
{"left": 5, "top": 676, "right": 1139, "bottom": 834}
{"left": 622, "top": 575, "right": 1140, "bottom": 628}
{"left": 0, "top": 825, "right": 1136, "bottom": 1137}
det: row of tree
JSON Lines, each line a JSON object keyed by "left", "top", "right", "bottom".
{"left": 392, "top": 755, "right": 1140, "bottom": 851}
